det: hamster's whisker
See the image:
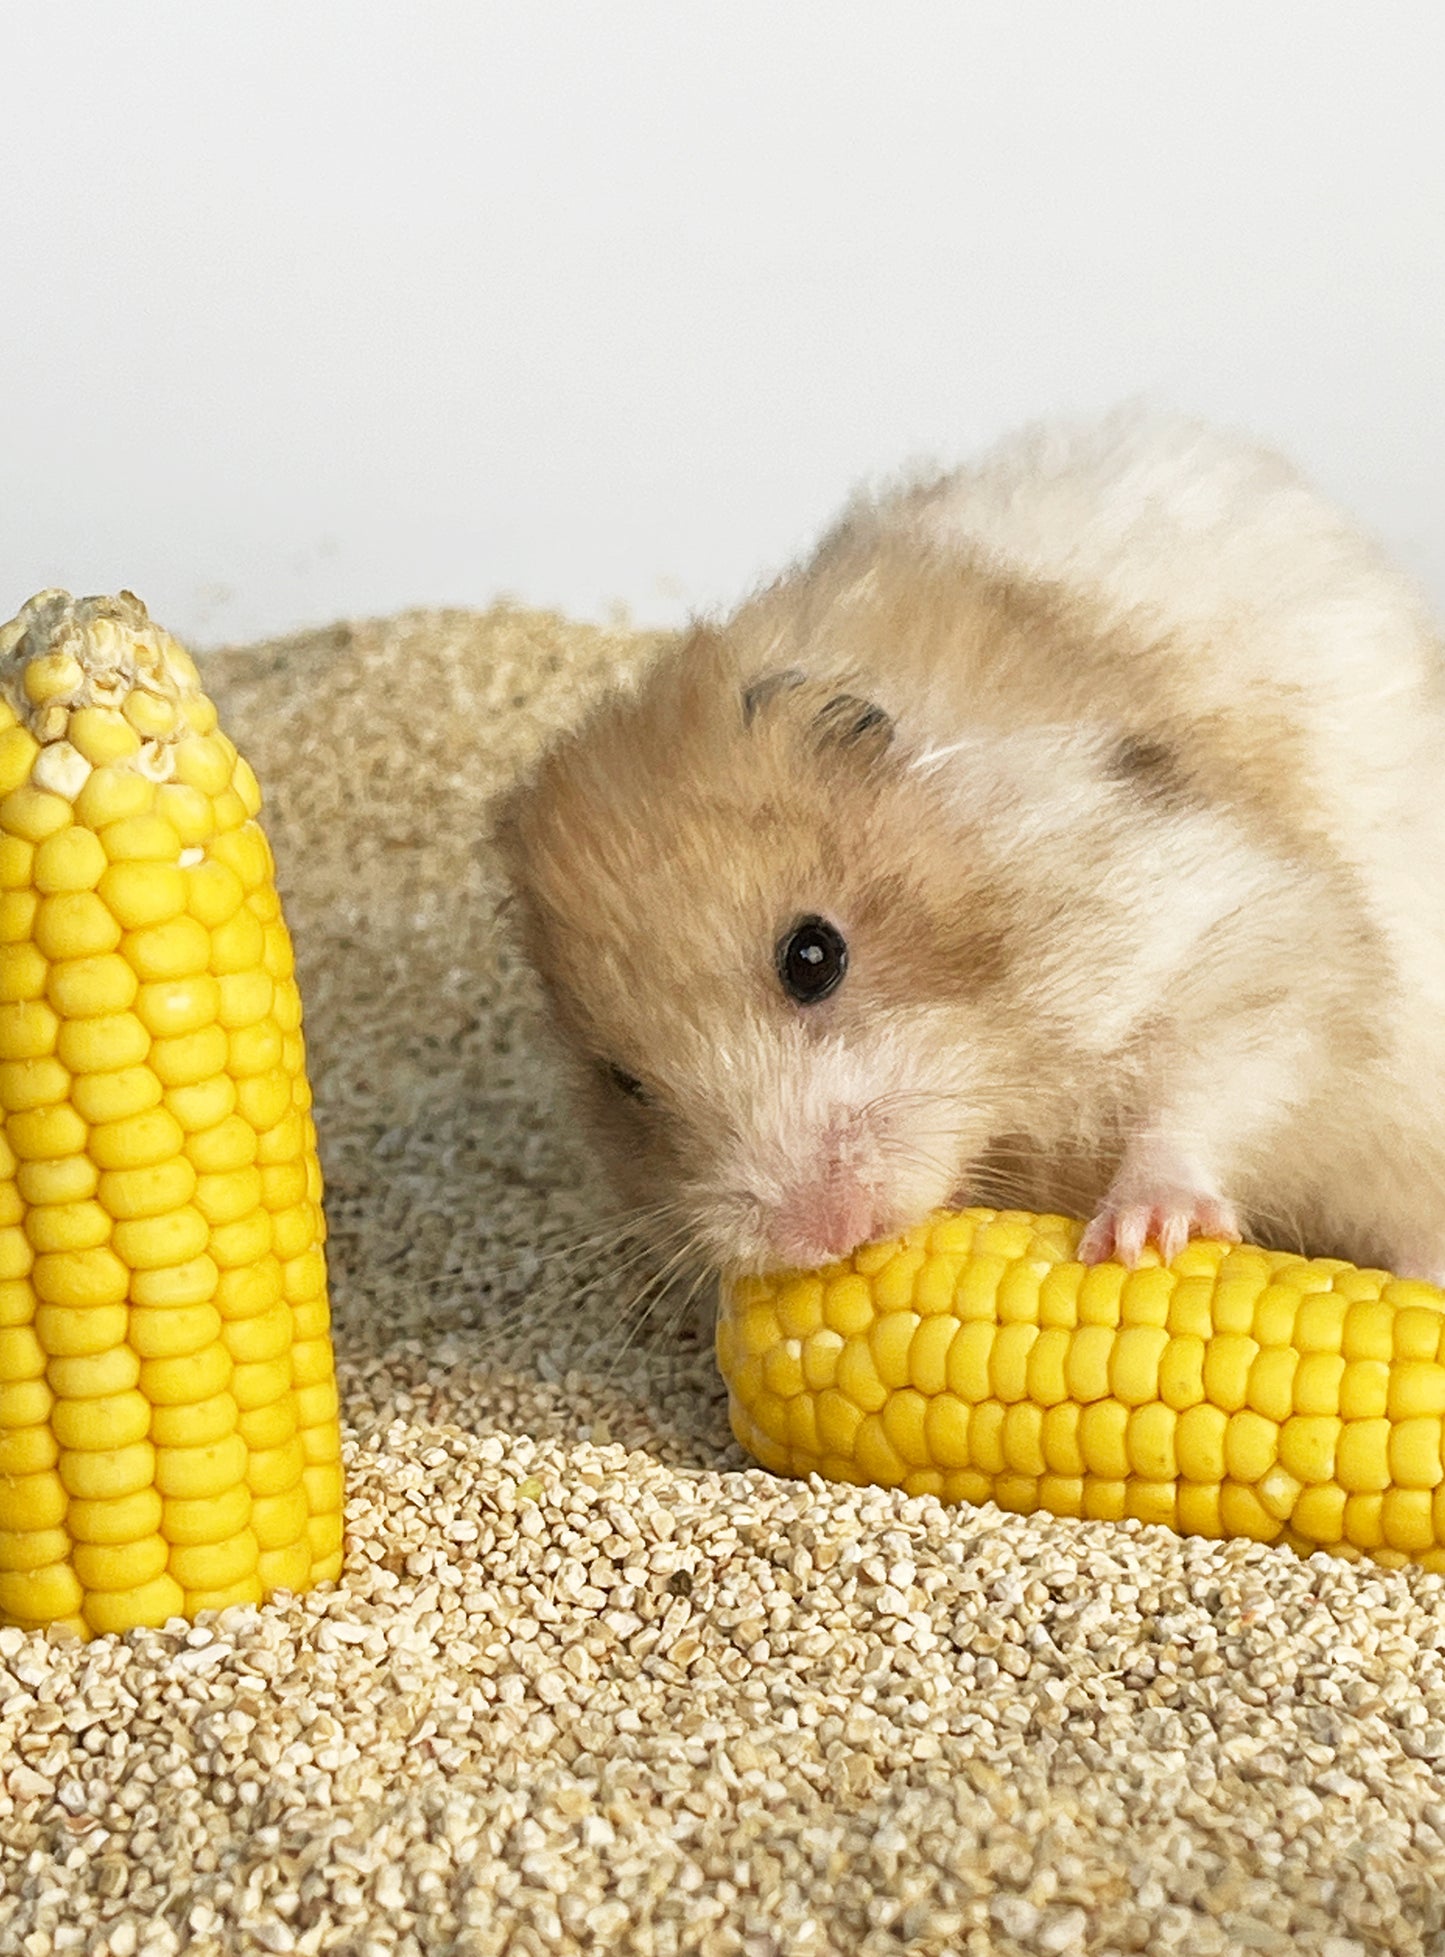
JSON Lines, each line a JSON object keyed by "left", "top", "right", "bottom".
{"left": 600, "top": 1237, "right": 711, "bottom": 1383}
{"left": 408, "top": 1199, "right": 697, "bottom": 1295}
{"left": 464, "top": 1216, "right": 702, "bottom": 1351}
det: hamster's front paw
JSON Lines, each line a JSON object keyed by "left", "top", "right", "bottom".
{"left": 1078, "top": 1189, "right": 1241, "bottom": 1268}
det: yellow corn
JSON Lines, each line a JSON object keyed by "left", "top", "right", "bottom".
{"left": 717, "top": 1207, "right": 1445, "bottom": 1571}
{"left": 0, "top": 591, "right": 343, "bottom": 1638}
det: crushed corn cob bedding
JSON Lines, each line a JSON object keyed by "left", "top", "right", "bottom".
{"left": 3, "top": 609, "right": 1445, "bottom": 1957}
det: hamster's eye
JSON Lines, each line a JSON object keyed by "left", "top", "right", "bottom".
{"left": 605, "top": 1062, "right": 649, "bottom": 1104}
{"left": 777, "top": 916, "right": 848, "bottom": 1005}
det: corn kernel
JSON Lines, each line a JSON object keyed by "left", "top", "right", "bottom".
{"left": 1224, "top": 1409, "right": 1278, "bottom": 1483}
{"left": 125, "top": 916, "right": 211, "bottom": 983}
{"left": 228, "top": 1020, "right": 283, "bottom": 1077}
{"left": 66, "top": 1487, "right": 163, "bottom": 1544}
{"left": 1108, "top": 1324, "right": 1169, "bottom": 1406}
{"left": 0, "top": 727, "right": 41, "bottom": 794}
{"left": 48, "top": 952, "right": 138, "bottom": 1018}
{"left": 127, "top": 1302, "right": 222, "bottom": 1360}
{"left": 0, "top": 836, "right": 34, "bottom": 888}
{"left": 1343, "top": 1491, "right": 1385, "bottom": 1550}
{"left": 47, "top": 1346, "right": 141, "bottom": 1399}
{"left": 33, "top": 1246, "right": 128, "bottom": 1307}
{"left": 0, "top": 1564, "right": 83, "bottom": 1622}
{"left": 1246, "top": 1346, "right": 1298, "bottom": 1423}
{"left": 87, "top": 1105, "right": 185, "bottom": 1172}
{"left": 161, "top": 1483, "right": 252, "bottom": 1545}
{"left": 968, "top": 1401, "right": 1007, "bottom": 1475}
{"left": 82, "top": 1574, "right": 185, "bottom": 1635}
{"left": 138, "top": 772, "right": 202, "bottom": 837}
{"left": 988, "top": 1321, "right": 1037, "bottom": 1402}
{"left": 1081, "top": 1478, "right": 1127, "bottom": 1522}
{"left": 174, "top": 736, "right": 232, "bottom": 796}
{"left": 869, "top": 1310, "right": 919, "bottom": 1392}
{"left": 0, "top": 892, "right": 36, "bottom": 943}
{"left": 1389, "top": 1362, "right": 1445, "bottom": 1422}
{"left": 251, "top": 1485, "right": 308, "bottom": 1551}
{"left": 880, "top": 1389, "right": 930, "bottom": 1467}
{"left": 0, "top": 1426, "right": 57, "bottom": 1475}
{"left": 0, "top": 1470, "right": 67, "bottom": 1531}
{"left": 2, "top": 787, "right": 74, "bottom": 843}
{"left": 834, "top": 1340, "right": 887, "bottom": 1414}
{"left": 0, "top": 944, "right": 49, "bottom": 1004}
{"left": 73, "top": 1534, "right": 170, "bottom": 1592}
{"left": 1294, "top": 1293, "right": 1348, "bottom": 1354}
{"left": 70, "top": 707, "right": 142, "bottom": 767}
{"left": 129, "top": 1253, "right": 219, "bottom": 1308}
{"left": 100, "top": 814, "right": 181, "bottom": 865}
{"left": 135, "top": 975, "right": 221, "bottom": 1039}
{"left": 97, "top": 1157, "right": 197, "bottom": 1222}
{"left": 0, "top": 1056, "right": 71, "bottom": 1113}
{"left": 209, "top": 909, "right": 266, "bottom": 976}
{"left": 1219, "top": 1481, "right": 1281, "bottom": 1543}
{"left": 154, "top": 1432, "right": 248, "bottom": 1499}
{"left": 817, "top": 1273, "right": 869, "bottom": 1339}
{"left": 57, "top": 1439, "right": 154, "bottom": 1499}
{"left": 148, "top": 1392, "right": 238, "bottom": 1449}
{"left": 122, "top": 691, "right": 177, "bottom": 742}
{"left": 1001, "top": 1401, "right": 1046, "bottom": 1476}
{"left": 112, "top": 1207, "right": 209, "bottom": 1270}
{"left": 1077, "top": 1262, "right": 1126, "bottom": 1327}
{"left": 1064, "top": 1324, "right": 1114, "bottom": 1403}
{"left": 1293, "top": 1352, "right": 1346, "bottom": 1416}
{"left": 148, "top": 1025, "right": 228, "bottom": 1091}
{"left": 1393, "top": 1304, "right": 1445, "bottom": 1361}
{"left": 32, "top": 828, "right": 106, "bottom": 896}
{"left": 1125, "top": 1402, "right": 1177, "bottom": 1480}
{"left": 71, "top": 1066, "right": 163, "bottom": 1127}
{"left": 1078, "top": 1399, "right": 1129, "bottom": 1479}
{"left": 801, "top": 1330, "right": 843, "bottom": 1392}
{"left": 905, "top": 1313, "right": 954, "bottom": 1397}
{"left": 1336, "top": 1419, "right": 1393, "bottom": 1494}
{"left": 1388, "top": 1417, "right": 1444, "bottom": 1490}
{"left": 774, "top": 1276, "right": 824, "bottom": 1339}
{"left": 51, "top": 1389, "right": 151, "bottom": 1451}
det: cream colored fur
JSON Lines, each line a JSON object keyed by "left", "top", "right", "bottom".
{"left": 500, "top": 412, "right": 1445, "bottom": 1276}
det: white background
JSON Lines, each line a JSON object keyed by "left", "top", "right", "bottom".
{"left": 2, "top": 3, "right": 1443, "bottom": 648}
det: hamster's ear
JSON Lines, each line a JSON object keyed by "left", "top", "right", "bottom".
{"left": 810, "top": 691, "right": 895, "bottom": 762}
{"left": 741, "top": 667, "right": 807, "bottom": 725}
{"left": 741, "top": 667, "right": 896, "bottom": 765}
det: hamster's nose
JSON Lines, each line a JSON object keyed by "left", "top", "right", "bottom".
{"left": 771, "top": 1177, "right": 875, "bottom": 1269}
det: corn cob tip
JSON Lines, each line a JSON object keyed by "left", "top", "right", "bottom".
{"left": 0, "top": 590, "right": 212, "bottom": 789}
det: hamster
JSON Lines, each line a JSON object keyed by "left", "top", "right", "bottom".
{"left": 495, "top": 411, "right": 1445, "bottom": 1281}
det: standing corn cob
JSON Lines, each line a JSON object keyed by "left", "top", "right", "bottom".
{"left": 0, "top": 590, "right": 344, "bottom": 1638}
{"left": 718, "top": 1208, "right": 1445, "bottom": 1571}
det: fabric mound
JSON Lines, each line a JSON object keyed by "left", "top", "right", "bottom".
{"left": 2, "top": 606, "right": 1443, "bottom": 1957}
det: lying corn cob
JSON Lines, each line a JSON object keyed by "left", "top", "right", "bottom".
{"left": 0, "top": 590, "right": 344, "bottom": 1638}
{"left": 718, "top": 1208, "right": 1445, "bottom": 1570}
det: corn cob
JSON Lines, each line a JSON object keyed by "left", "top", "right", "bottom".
{"left": 718, "top": 1208, "right": 1445, "bottom": 1570}
{"left": 0, "top": 590, "right": 344, "bottom": 1638}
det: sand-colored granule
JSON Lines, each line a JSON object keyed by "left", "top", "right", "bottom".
{"left": 2, "top": 606, "right": 1444, "bottom": 1957}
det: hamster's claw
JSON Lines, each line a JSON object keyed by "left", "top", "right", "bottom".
{"left": 1078, "top": 1192, "right": 1241, "bottom": 1268}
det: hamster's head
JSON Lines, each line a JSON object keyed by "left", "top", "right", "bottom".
{"left": 494, "top": 629, "right": 1038, "bottom": 1273}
